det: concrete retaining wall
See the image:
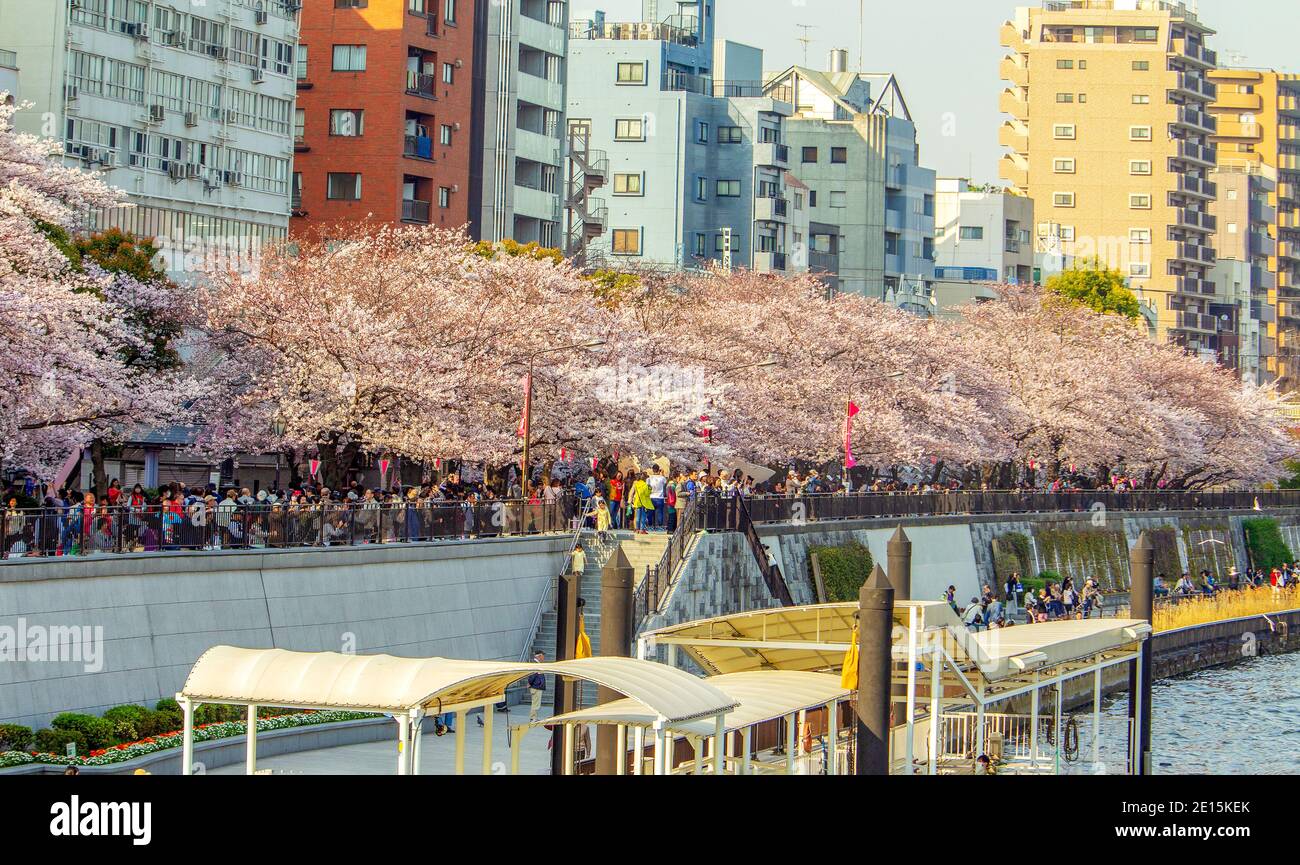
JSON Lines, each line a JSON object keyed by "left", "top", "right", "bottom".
{"left": 0, "top": 537, "right": 569, "bottom": 729}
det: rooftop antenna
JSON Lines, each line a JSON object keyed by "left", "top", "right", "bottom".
{"left": 858, "top": 0, "right": 865, "bottom": 73}
{"left": 1222, "top": 49, "right": 1249, "bottom": 68}
{"left": 796, "top": 24, "right": 815, "bottom": 66}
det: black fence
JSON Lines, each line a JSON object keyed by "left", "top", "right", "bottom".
{"left": 0, "top": 498, "right": 577, "bottom": 559}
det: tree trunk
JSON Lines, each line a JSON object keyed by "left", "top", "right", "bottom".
{"left": 929, "top": 461, "right": 945, "bottom": 485}
{"left": 91, "top": 438, "right": 107, "bottom": 499}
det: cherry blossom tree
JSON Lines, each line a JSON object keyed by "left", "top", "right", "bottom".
{"left": 0, "top": 100, "right": 200, "bottom": 481}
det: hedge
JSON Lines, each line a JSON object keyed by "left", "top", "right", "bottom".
{"left": 0, "top": 725, "right": 32, "bottom": 752}
{"left": 1242, "top": 518, "right": 1295, "bottom": 572}
{"left": 810, "top": 542, "right": 874, "bottom": 602}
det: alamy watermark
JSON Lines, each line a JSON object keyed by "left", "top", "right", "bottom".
{"left": 0, "top": 618, "right": 104, "bottom": 673}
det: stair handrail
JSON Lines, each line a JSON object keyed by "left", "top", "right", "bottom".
{"left": 634, "top": 495, "right": 700, "bottom": 628}
{"left": 735, "top": 494, "right": 795, "bottom": 606}
{"left": 520, "top": 496, "right": 595, "bottom": 661}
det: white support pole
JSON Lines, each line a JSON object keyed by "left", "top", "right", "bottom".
{"left": 563, "top": 723, "right": 576, "bottom": 776}
{"left": 652, "top": 721, "right": 668, "bottom": 775}
{"left": 510, "top": 726, "right": 522, "bottom": 776}
{"left": 741, "top": 727, "right": 752, "bottom": 775}
{"left": 976, "top": 698, "right": 985, "bottom": 758}
{"left": 633, "top": 722, "right": 645, "bottom": 775}
{"left": 1131, "top": 652, "right": 1143, "bottom": 776}
{"left": 181, "top": 699, "right": 194, "bottom": 776}
{"left": 454, "top": 710, "right": 467, "bottom": 775}
{"left": 1054, "top": 679, "right": 1063, "bottom": 776}
{"left": 245, "top": 705, "right": 258, "bottom": 775}
{"left": 665, "top": 644, "right": 679, "bottom": 670}
{"left": 616, "top": 725, "right": 627, "bottom": 776}
{"left": 397, "top": 715, "right": 409, "bottom": 776}
{"left": 927, "top": 649, "right": 941, "bottom": 776}
{"left": 481, "top": 706, "right": 494, "bottom": 775}
{"left": 410, "top": 712, "right": 424, "bottom": 776}
{"left": 905, "top": 606, "right": 918, "bottom": 770}
{"left": 713, "top": 714, "right": 726, "bottom": 775}
{"left": 797, "top": 708, "right": 807, "bottom": 774}
{"left": 826, "top": 700, "right": 838, "bottom": 776}
{"left": 785, "top": 712, "right": 796, "bottom": 774}
{"left": 693, "top": 736, "right": 704, "bottom": 775}
{"left": 1093, "top": 665, "right": 1102, "bottom": 770}
{"left": 1030, "top": 677, "right": 1040, "bottom": 768}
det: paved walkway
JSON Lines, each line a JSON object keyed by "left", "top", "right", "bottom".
{"left": 212, "top": 709, "right": 561, "bottom": 776}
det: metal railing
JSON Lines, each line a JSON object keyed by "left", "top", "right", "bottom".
{"left": 634, "top": 496, "right": 699, "bottom": 625}
{"left": 0, "top": 498, "right": 576, "bottom": 559}
{"left": 520, "top": 496, "right": 595, "bottom": 661}
{"left": 697, "top": 489, "right": 1300, "bottom": 529}
{"left": 736, "top": 496, "right": 795, "bottom": 605}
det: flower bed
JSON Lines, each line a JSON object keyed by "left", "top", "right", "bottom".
{"left": 0, "top": 710, "right": 380, "bottom": 769}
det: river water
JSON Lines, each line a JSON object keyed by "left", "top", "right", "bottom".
{"left": 1060, "top": 652, "right": 1300, "bottom": 775}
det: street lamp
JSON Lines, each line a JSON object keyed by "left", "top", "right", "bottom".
{"left": 271, "top": 415, "right": 288, "bottom": 493}
{"left": 519, "top": 339, "right": 607, "bottom": 498}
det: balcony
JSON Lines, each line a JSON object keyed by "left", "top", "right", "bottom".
{"left": 999, "top": 88, "right": 1029, "bottom": 121}
{"left": 999, "top": 154, "right": 1028, "bottom": 188}
{"left": 516, "top": 128, "right": 562, "bottom": 166}
{"left": 1170, "top": 72, "right": 1216, "bottom": 101}
{"left": 885, "top": 252, "right": 904, "bottom": 274}
{"left": 1214, "top": 90, "right": 1263, "bottom": 112}
{"left": 1005, "top": 237, "right": 1022, "bottom": 254}
{"left": 1173, "top": 174, "right": 1216, "bottom": 199}
{"left": 999, "top": 21, "right": 1027, "bottom": 49}
{"left": 1172, "top": 37, "right": 1216, "bottom": 68}
{"left": 754, "top": 194, "right": 789, "bottom": 222}
{"left": 1280, "top": 93, "right": 1300, "bottom": 116}
{"left": 753, "top": 251, "right": 787, "bottom": 273}
{"left": 1174, "top": 311, "right": 1217, "bottom": 333}
{"left": 1253, "top": 264, "right": 1278, "bottom": 291}
{"left": 518, "top": 13, "right": 566, "bottom": 55}
{"left": 1172, "top": 139, "right": 1216, "bottom": 168}
{"left": 1214, "top": 118, "right": 1263, "bottom": 141}
{"left": 884, "top": 208, "right": 906, "bottom": 234}
{"left": 401, "top": 198, "right": 431, "bottom": 224}
{"left": 514, "top": 184, "right": 560, "bottom": 221}
{"left": 1000, "top": 55, "right": 1028, "bottom": 88}
{"left": 1282, "top": 126, "right": 1300, "bottom": 142}
{"left": 1280, "top": 182, "right": 1299, "bottom": 204}
{"left": 405, "top": 71, "right": 436, "bottom": 99}
{"left": 1174, "top": 241, "right": 1217, "bottom": 265}
{"left": 1174, "top": 208, "right": 1216, "bottom": 231}
{"left": 1174, "top": 274, "right": 1216, "bottom": 296}
{"left": 1173, "top": 106, "right": 1216, "bottom": 135}
{"left": 1280, "top": 240, "right": 1299, "bottom": 262}
{"left": 1250, "top": 199, "right": 1278, "bottom": 225}
{"left": 754, "top": 141, "right": 790, "bottom": 168}
{"left": 998, "top": 121, "right": 1028, "bottom": 152}
{"left": 517, "top": 71, "right": 564, "bottom": 110}
{"left": 403, "top": 133, "right": 434, "bottom": 160}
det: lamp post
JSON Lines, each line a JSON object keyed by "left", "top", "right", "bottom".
{"left": 519, "top": 339, "right": 606, "bottom": 498}
{"left": 271, "top": 415, "right": 287, "bottom": 493}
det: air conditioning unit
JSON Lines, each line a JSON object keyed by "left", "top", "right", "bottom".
{"left": 207, "top": 45, "right": 227, "bottom": 60}
{"left": 224, "top": 108, "right": 238, "bottom": 123}
{"left": 185, "top": 163, "right": 203, "bottom": 179}
{"left": 84, "top": 147, "right": 103, "bottom": 164}
{"left": 125, "top": 22, "right": 148, "bottom": 39}
{"left": 162, "top": 30, "right": 183, "bottom": 47}
{"left": 184, "top": 111, "right": 198, "bottom": 127}
{"left": 222, "top": 170, "right": 241, "bottom": 186}
{"left": 204, "top": 176, "right": 222, "bottom": 192}
{"left": 167, "top": 162, "right": 185, "bottom": 181}
{"left": 251, "top": 67, "right": 265, "bottom": 84}
{"left": 149, "top": 104, "right": 165, "bottom": 122}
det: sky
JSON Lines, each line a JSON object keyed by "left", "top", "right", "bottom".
{"left": 585, "top": 0, "right": 1300, "bottom": 183}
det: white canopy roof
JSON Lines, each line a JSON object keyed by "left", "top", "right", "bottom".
{"left": 543, "top": 670, "right": 849, "bottom": 736}
{"left": 179, "top": 646, "right": 737, "bottom": 724}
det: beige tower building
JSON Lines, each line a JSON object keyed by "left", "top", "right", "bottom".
{"left": 1000, "top": 1, "right": 1217, "bottom": 349}
{"left": 1208, "top": 69, "right": 1300, "bottom": 387}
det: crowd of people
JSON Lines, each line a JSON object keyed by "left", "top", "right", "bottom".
{"left": 945, "top": 573, "right": 1107, "bottom": 629}
{"left": 1158, "top": 565, "right": 1296, "bottom": 598}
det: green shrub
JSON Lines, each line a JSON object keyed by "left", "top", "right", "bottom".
{"left": 193, "top": 704, "right": 244, "bottom": 726}
{"left": 0, "top": 724, "right": 33, "bottom": 751}
{"left": 810, "top": 542, "right": 874, "bottom": 602}
{"left": 101, "top": 705, "right": 150, "bottom": 743}
{"left": 1242, "top": 518, "right": 1295, "bottom": 572}
{"left": 51, "top": 713, "right": 115, "bottom": 750}
{"left": 33, "top": 728, "right": 87, "bottom": 756}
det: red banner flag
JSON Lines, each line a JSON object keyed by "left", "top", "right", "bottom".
{"left": 844, "top": 401, "right": 860, "bottom": 469}
{"left": 309, "top": 459, "right": 321, "bottom": 479}
{"left": 517, "top": 372, "right": 533, "bottom": 439}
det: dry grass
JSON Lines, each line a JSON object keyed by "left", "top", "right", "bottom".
{"left": 1131, "top": 587, "right": 1300, "bottom": 632}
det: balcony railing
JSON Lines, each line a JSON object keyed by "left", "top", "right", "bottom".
{"left": 405, "top": 71, "right": 436, "bottom": 98}
{"left": 403, "top": 133, "right": 434, "bottom": 160}
{"left": 401, "top": 198, "right": 431, "bottom": 223}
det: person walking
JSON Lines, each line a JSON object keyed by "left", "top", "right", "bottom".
{"left": 528, "top": 651, "right": 547, "bottom": 723}
{"left": 631, "top": 472, "right": 653, "bottom": 534}
{"left": 647, "top": 466, "right": 667, "bottom": 531}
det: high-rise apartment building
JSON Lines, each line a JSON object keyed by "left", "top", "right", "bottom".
{"left": 469, "top": 0, "right": 570, "bottom": 246}
{"left": 1000, "top": 0, "right": 1218, "bottom": 349}
{"left": 565, "top": 6, "right": 798, "bottom": 273}
{"left": 766, "top": 53, "right": 936, "bottom": 299}
{"left": 292, "top": 0, "right": 475, "bottom": 234}
{"left": 1208, "top": 164, "right": 1277, "bottom": 383}
{"left": 0, "top": 0, "right": 300, "bottom": 275}
{"left": 1208, "top": 68, "right": 1300, "bottom": 387}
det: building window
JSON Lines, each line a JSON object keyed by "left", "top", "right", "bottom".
{"left": 1130, "top": 228, "right": 1152, "bottom": 244}
{"left": 695, "top": 177, "right": 708, "bottom": 201}
{"left": 329, "top": 109, "right": 364, "bottom": 136}
{"left": 829, "top": 191, "right": 847, "bottom": 208}
{"left": 616, "top": 62, "right": 645, "bottom": 84}
{"left": 801, "top": 146, "right": 818, "bottom": 163}
{"left": 612, "top": 228, "right": 641, "bottom": 255}
{"left": 1133, "top": 27, "right": 1157, "bottom": 42}
{"left": 332, "top": 45, "right": 367, "bottom": 72}
{"left": 1130, "top": 159, "right": 1152, "bottom": 175}
{"left": 1133, "top": 60, "right": 1150, "bottom": 71}
{"left": 1060, "top": 226, "right": 1075, "bottom": 241}
{"left": 614, "top": 118, "right": 644, "bottom": 141}
{"left": 439, "top": 187, "right": 451, "bottom": 208}
{"left": 445, "top": 0, "right": 457, "bottom": 24}
{"left": 327, "top": 172, "right": 362, "bottom": 200}
{"left": 1053, "top": 157, "right": 1076, "bottom": 173}
{"left": 336, "top": 0, "right": 368, "bottom": 7}
{"left": 696, "top": 121, "right": 709, "bottom": 144}
{"left": 1057, "top": 59, "right": 1074, "bottom": 69}
{"left": 440, "top": 124, "right": 453, "bottom": 145}
{"left": 1130, "top": 263, "right": 1151, "bottom": 277}
{"left": 1053, "top": 124, "right": 1076, "bottom": 140}
{"left": 1129, "top": 194, "right": 1152, "bottom": 209}
{"left": 717, "top": 126, "right": 742, "bottom": 144}
{"left": 613, "top": 173, "right": 643, "bottom": 195}
{"left": 294, "top": 109, "right": 305, "bottom": 141}
{"left": 959, "top": 226, "right": 984, "bottom": 240}
{"left": 1053, "top": 192, "right": 1075, "bottom": 208}
{"left": 1078, "top": 93, "right": 1087, "bottom": 103}
{"left": 443, "top": 63, "right": 454, "bottom": 85}
{"left": 1130, "top": 126, "right": 1152, "bottom": 140}
{"left": 1079, "top": 60, "right": 1087, "bottom": 70}
{"left": 716, "top": 179, "right": 741, "bottom": 197}
{"left": 694, "top": 233, "right": 708, "bottom": 257}
{"left": 1131, "top": 93, "right": 1150, "bottom": 104}
{"left": 296, "top": 45, "right": 308, "bottom": 80}
{"left": 1056, "top": 92, "right": 1074, "bottom": 103}
{"left": 831, "top": 147, "right": 847, "bottom": 163}
{"left": 809, "top": 190, "right": 817, "bottom": 207}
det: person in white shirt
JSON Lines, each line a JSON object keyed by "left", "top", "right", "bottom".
{"left": 647, "top": 467, "right": 668, "bottom": 530}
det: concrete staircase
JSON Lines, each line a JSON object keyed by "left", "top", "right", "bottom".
{"left": 530, "top": 530, "right": 671, "bottom": 707}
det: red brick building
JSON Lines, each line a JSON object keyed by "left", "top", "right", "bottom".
{"left": 291, "top": 0, "right": 475, "bottom": 234}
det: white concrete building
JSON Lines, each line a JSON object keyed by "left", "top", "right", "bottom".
{"left": 0, "top": 46, "right": 18, "bottom": 102}
{"left": 0, "top": 0, "right": 300, "bottom": 279}
{"left": 934, "top": 177, "right": 1034, "bottom": 285}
